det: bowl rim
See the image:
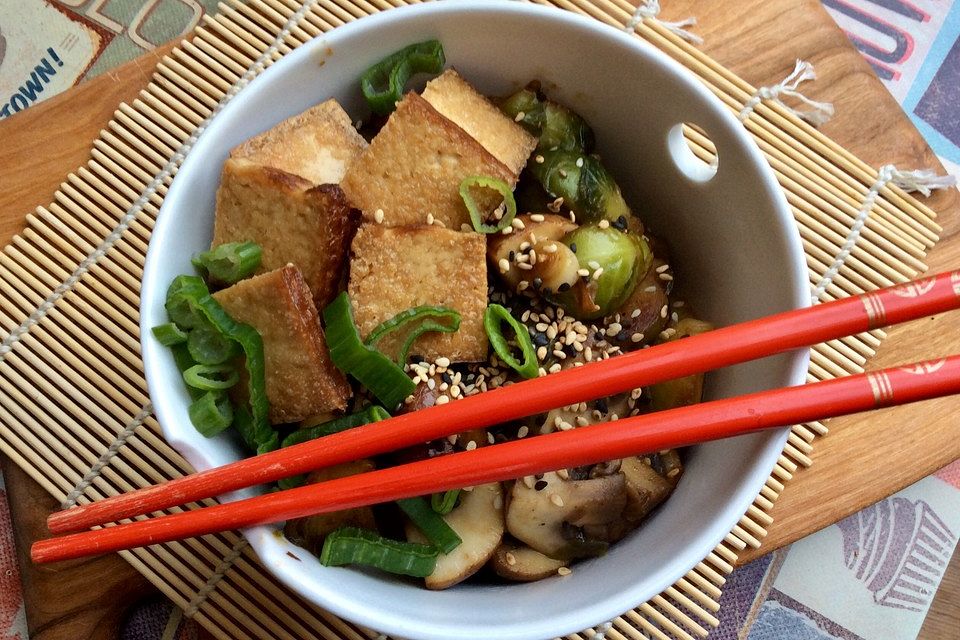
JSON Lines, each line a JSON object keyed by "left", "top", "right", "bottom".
{"left": 140, "top": 2, "right": 810, "bottom": 638}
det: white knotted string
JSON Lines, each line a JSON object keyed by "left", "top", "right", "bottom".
{"left": 590, "top": 621, "right": 615, "bottom": 639}
{"left": 624, "top": 0, "right": 703, "bottom": 45}
{"left": 739, "top": 60, "right": 835, "bottom": 126}
{"left": 811, "top": 165, "right": 956, "bottom": 303}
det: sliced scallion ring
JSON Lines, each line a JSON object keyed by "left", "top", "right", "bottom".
{"left": 459, "top": 175, "right": 517, "bottom": 234}
{"left": 397, "top": 496, "right": 462, "bottom": 554}
{"left": 182, "top": 363, "right": 239, "bottom": 391}
{"left": 430, "top": 489, "right": 460, "bottom": 515}
{"left": 151, "top": 323, "right": 188, "bottom": 346}
{"left": 483, "top": 304, "right": 539, "bottom": 379}
{"left": 360, "top": 40, "right": 445, "bottom": 115}
{"left": 364, "top": 305, "right": 461, "bottom": 364}
{"left": 191, "top": 241, "right": 262, "bottom": 286}
{"left": 188, "top": 391, "right": 234, "bottom": 437}
{"left": 319, "top": 526, "right": 438, "bottom": 577}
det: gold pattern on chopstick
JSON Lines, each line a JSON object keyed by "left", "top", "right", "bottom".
{"left": 891, "top": 277, "right": 936, "bottom": 298}
{"left": 860, "top": 292, "right": 886, "bottom": 330}
{"left": 867, "top": 371, "right": 894, "bottom": 406}
{"left": 951, "top": 271, "right": 960, "bottom": 297}
{"left": 900, "top": 359, "right": 947, "bottom": 376}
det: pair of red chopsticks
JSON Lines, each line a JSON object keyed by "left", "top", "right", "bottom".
{"left": 32, "top": 269, "right": 960, "bottom": 564}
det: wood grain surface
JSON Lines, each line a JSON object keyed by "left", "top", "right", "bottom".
{"left": 0, "top": 0, "right": 957, "bottom": 637}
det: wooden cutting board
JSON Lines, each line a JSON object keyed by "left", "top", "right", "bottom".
{"left": 0, "top": 0, "right": 956, "bottom": 637}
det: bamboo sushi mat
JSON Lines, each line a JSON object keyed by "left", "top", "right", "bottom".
{"left": 0, "top": 0, "right": 945, "bottom": 638}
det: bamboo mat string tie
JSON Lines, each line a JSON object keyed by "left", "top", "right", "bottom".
{"left": 61, "top": 403, "right": 154, "bottom": 509}
{"left": 183, "top": 536, "right": 250, "bottom": 618}
{"left": 624, "top": 0, "right": 703, "bottom": 44}
{"left": 589, "top": 621, "right": 615, "bottom": 638}
{"left": 811, "top": 165, "right": 956, "bottom": 303}
{"left": 738, "top": 60, "right": 834, "bottom": 126}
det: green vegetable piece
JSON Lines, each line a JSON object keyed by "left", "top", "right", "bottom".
{"left": 278, "top": 405, "right": 390, "bottom": 490}
{"left": 164, "top": 275, "right": 209, "bottom": 329}
{"left": 562, "top": 225, "right": 651, "bottom": 319}
{"left": 528, "top": 150, "right": 631, "bottom": 224}
{"left": 365, "top": 306, "right": 461, "bottom": 365}
{"left": 191, "top": 241, "right": 262, "bottom": 286}
{"left": 459, "top": 175, "right": 517, "bottom": 234}
{"left": 483, "top": 304, "right": 539, "bottom": 379}
{"left": 360, "top": 40, "right": 445, "bottom": 115}
{"left": 397, "top": 496, "right": 462, "bottom": 554}
{"left": 430, "top": 489, "right": 460, "bottom": 515}
{"left": 540, "top": 102, "right": 595, "bottom": 153}
{"left": 151, "top": 323, "right": 188, "bottom": 346}
{"left": 499, "top": 88, "right": 594, "bottom": 152}
{"left": 188, "top": 391, "right": 234, "bottom": 437}
{"left": 165, "top": 275, "right": 273, "bottom": 453}
{"left": 319, "top": 526, "right": 439, "bottom": 578}
{"left": 187, "top": 324, "right": 240, "bottom": 365}
{"left": 323, "top": 293, "right": 416, "bottom": 410}
{"left": 499, "top": 88, "right": 545, "bottom": 135}
{"left": 182, "top": 363, "right": 239, "bottom": 391}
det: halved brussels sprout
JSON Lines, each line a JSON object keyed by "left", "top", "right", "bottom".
{"left": 528, "top": 150, "right": 631, "bottom": 224}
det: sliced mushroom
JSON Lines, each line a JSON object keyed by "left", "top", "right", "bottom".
{"left": 490, "top": 541, "right": 566, "bottom": 582}
{"left": 614, "top": 257, "right": 670, "bottom": 349}
{"left": 649, "top": 317, "right": 712, "bottom": 410}
{"left": 505, "top": 471, "right": 626, "bottom": 559}
{"left": 620, "top": 456, "right": 675, "bottom": 524}
{"left": 488, "top": 213, "right": 578, "bottom": 291}
{"left": 406, "top": 482, "right": 504, "bottom": 589}
{"left": 283, "top": 459, "right": 377, "bottom": 554}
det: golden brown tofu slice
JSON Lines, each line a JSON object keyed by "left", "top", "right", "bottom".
{"left": 422, "top": 69, "right": 537, "bottom": 176}
{"left": 213, "top": 265, "right": 351, "bottom": 423}
{"left": 348, "top": 224, "right": 488, "bottom": 362}
{"left": 340, "top": 92, "right": 515, "bottom": 230}
{"left": 230, "top": 99, "right": 367, "bottom": 185}
{"left": 213, "top": 158, "right": 358, "bottom": 309}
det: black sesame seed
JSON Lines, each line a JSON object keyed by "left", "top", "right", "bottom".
{"left": 569, "top": 242, "right": 577, "bottom": 253}
{"left": 533, "top": 333, "right": 550, "bottom": 347}
{"left": 535, "top": 473, "right": 544, "bottom": 479}
{"left": 441, "top": 372, "right": 453, "bottom": 385}
{"left": 410, "top": 354, "right": 423, "bottom": 362}
{"left": 594, "top": 398, "right": 609, "bottom": 413}
{"left": 617, "top": 330, "right": 630, "bottom": 342}
{"left": 534, "top": 480, "right": 548, "bottom": 491}
{"left": 532, "top": 277, "right": 543, "bottom": 290}
{"left": 508, "top": 250, "right": 516, "bottom": 262}
{"left": 558, "top": 282, "right": 571, "bottom": 292}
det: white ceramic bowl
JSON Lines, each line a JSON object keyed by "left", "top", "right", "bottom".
{"left": 141, "top": 3, "right": 809, "bottom": 639}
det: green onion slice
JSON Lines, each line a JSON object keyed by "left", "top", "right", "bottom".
{"left": 483, "top": 304, "right": 539, "bottom": 379}
{"left": 191, "top": 241, "right": 262, "bottom": 286}
{"left": 183, "top": 363, "right": 239, "bottom": 391}
{"left": 360, "top": 40, "right": 445, "bottom": 115}
{"left": 167, "top": 275, "right": 273, "bottom": 453}
{"left": 152, "top": 323, "right": 188, "bottom": 346}
{"left": 278, "top": 405, "right": 390, "bottom": 490}
{"left": 188, "top": 391, "right": 234, "bottom": 437}
{"left": 430, "top": 489, "right": 460, "bottom": 515}
{"left": 459, "top": 175, "right": 517, "bottom": 234}
{"left": 396, "top": 496, "right": 462, "bottom": 554}
{"left": 323, "top": 293, "right": 415, "bottom": 410}
{"left": 187, "top": 324, "right": 240, "bottom": 365}
{"left": 319, "top": 526, "right": 438, "bottom": 578}
{"left": 364, "top": 306, "right": 461, "bottom": 364}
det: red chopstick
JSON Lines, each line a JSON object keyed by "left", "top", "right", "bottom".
{"left": 33, "top": 353, "right": 960, "bottom": 564}
{"left": 46, "top": 270, "right": 960, "bottom": 535}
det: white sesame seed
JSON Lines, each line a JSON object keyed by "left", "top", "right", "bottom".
{"left": 427, "top": 378, "right": 436, "bottom": 390}
{"left": 660, "top": 305, "right": 669, "bottom": 318}
{"left": 593, "top": 268, "right": 604, "bottom": 280}
{"left": 631, "top": 333, "right": 644, "bottom": 342}
{"left": 598, "top": 220, "right": 610, "bottom": 229}
{"left": 644, "top": 285, "right": 658, "bottom": 293}
{"left": 608, "top": 322, "right": 622, "bottom": 333}
{"left": 577, "top": 268, "right": 591, "bottom": 278}
{"left": 374, "top": 208, "right": 385, "bottom": 223}
{"left": 546, "top": 326, "right": 558, "bottom": 340}
{"left": 535, "top": 154, "right": 546, "bottom": 164}
{"left": 511, "top": 218, "right": 525, "bottom": 229}
{"left": 536, "top": 346, "right": 548, "bottom": 360}
{"left": 435, "top": 395, "right": 450, "bottom": 405}
{"left": 553, "top": 349, "right": 566, "bottom": 359}
{"left": 517, "top": 280, "right": 530, "bottom": 291}
{"left": 550, "top": 493, "right": 565, "bottom": 507}
{"left": 558, "top": 169, "right": 567, "bottom": 178}
{"left": 576, "top": 416, "right": 590, "bottom": 427}
{"left": 659, "top": 273, "right": 674, "bottom": 281}
{"left": 514, "top": 111, "right": 525, "bottom": 122}
{"left": 656, "top": 264, "right": 671, "bottom": 273}
{"left": 576, "top": 157, "right": 584, "bottom": 168}
{"left": 517, "top": 425, "right": 529, "bottom": 439}
{"left": 523, "top": 475, "right": 536, "bottom": 489}
{"left": 505, "top": 551, "right": 516, "bottom": 565}
{"left": 436, "top": 356, "right": 451, "bottom": 368}
{"left": 501, "top": 226, "right": 513, "bottom": 235}
{"left": 517, "top": 262, "right": 534, "bottom": 270}
{"left": 549, "top": 363, "right": 563, "bottom": 374}
{"left": 464, "top": 439, "right": 477, "bottom": 451}
{"left": 519, "top": 241, "right": 531, "bottom": 251}
{"left": 498, "top": 258, "right": 510, "bottom": 273}
{"left": 521, "top": 310, "right": 531, "bottom": 322}
{"left": 668, "top": 468, "right": 681, "bottom": 478}
{"left": 538, "top": 367, "right": 548, "bottom": 377}
{"left": 426, "top": 213, "right": 435, "bottom": 225}
{"left": 543, "top": 243, "right": 558, "bottom": 253}
{"left": 587, "top": 260, "right": 601, "bottom": 270}
{"left": 631, "top": 308, "right": 642, "bottom": 318}
{"left": 451, "top": 386, "right": 462, "bottom": 398}
{"left": 672, "top": 312, "right": 680, "bottom": 323}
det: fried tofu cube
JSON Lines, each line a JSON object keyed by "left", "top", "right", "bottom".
{"left": 213, "top": 158, "right": 358, "bottom": 308}
{"left": 213, "top": 265, "right": 351, "bottom": 423}
{"left": 348, "top": 224, "right": 488, "bottom": 362}
{"left": 422, "top": 69, "right": 537, "bottom": 176}
{"left": 230, "top": 99, "right": 367, "bottom": 185}
{"left": 340, "top": 93, "right": 515, "bottom": 230}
